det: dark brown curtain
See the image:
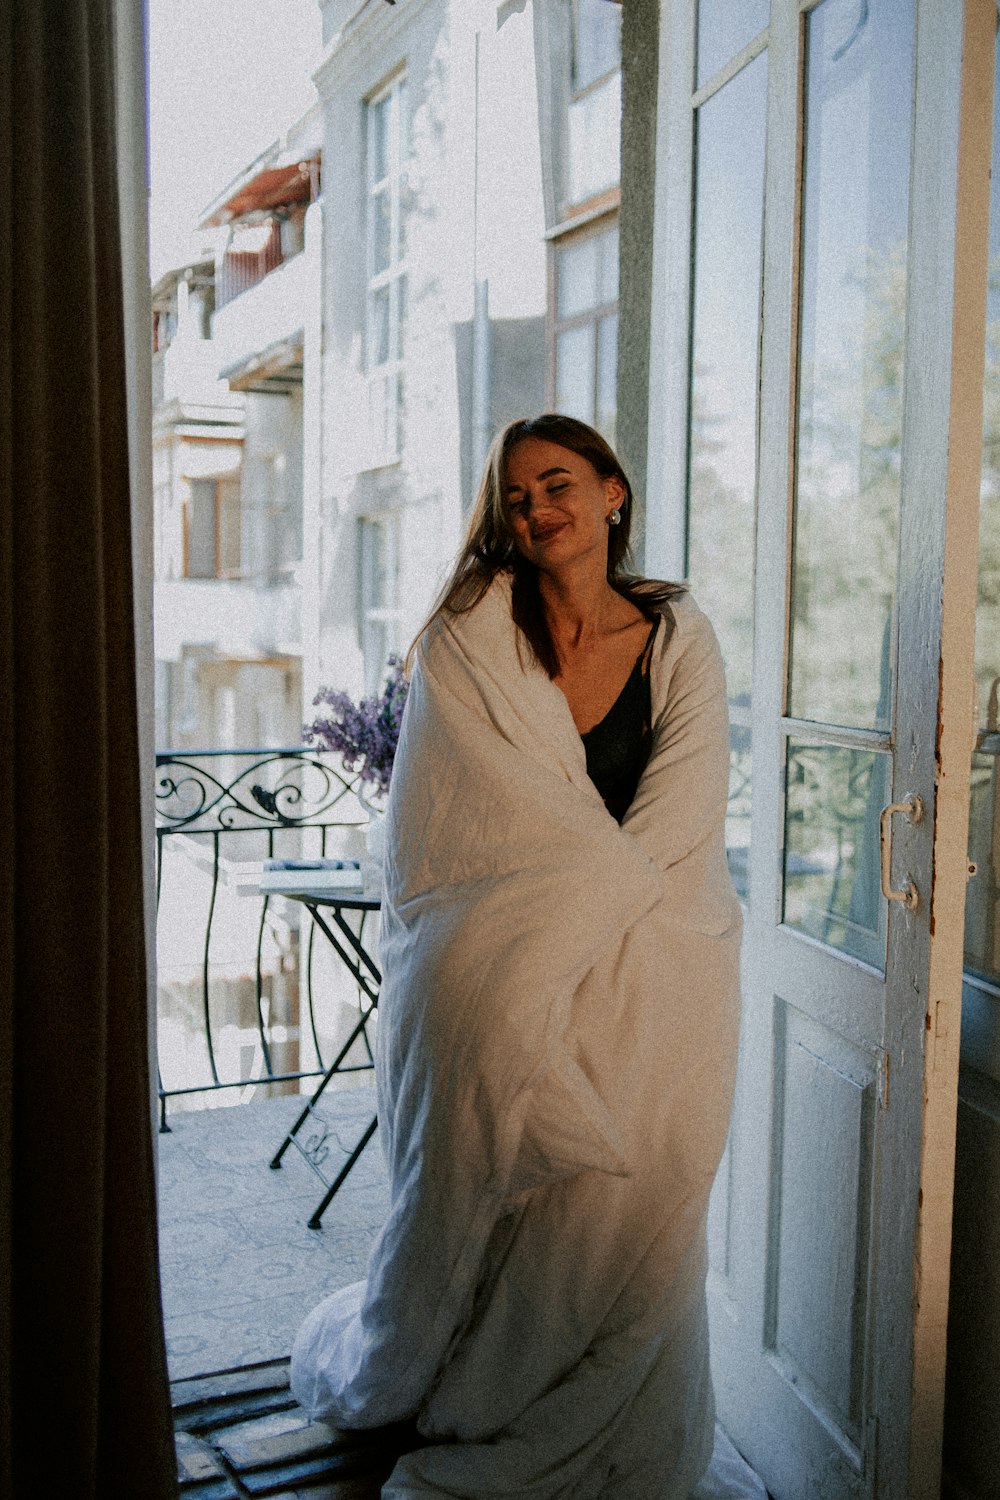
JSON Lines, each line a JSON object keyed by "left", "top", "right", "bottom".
{"left": 0, "top": 1, "right": 177, "bottom": 1494}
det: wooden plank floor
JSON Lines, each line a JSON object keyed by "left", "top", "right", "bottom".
{"left": 172, "top": 1359, "right": 416, "bottom": 1499}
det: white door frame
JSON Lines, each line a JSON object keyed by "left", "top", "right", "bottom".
{"left": 896, "top": 1, "right": 992, "bottom": 1484}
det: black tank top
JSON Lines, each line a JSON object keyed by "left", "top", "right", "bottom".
{"left": 581, "top": 618, "right": 659, "bottom": 824}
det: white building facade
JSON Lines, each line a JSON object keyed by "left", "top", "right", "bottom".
{"left": 151, "top": 0, "right": 626, "bottom": 734}
{"left": 307, "top": 0, "right": 624, "bottom": 702}
{"left": 152, "top": 107, "right": 324, "bottom": 751}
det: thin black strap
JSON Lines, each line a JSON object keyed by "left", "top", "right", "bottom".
{"left": 639, "top": 616, "right": 659, "bottom": 674}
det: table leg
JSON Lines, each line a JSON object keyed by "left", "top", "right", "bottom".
{"left": 269, "top": 1005, "right": 374, "bottom": 1170}
{"left": 307, "top": 1114, "right": 379, "bottom": 1230}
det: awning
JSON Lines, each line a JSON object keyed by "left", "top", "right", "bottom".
{"left": 201, "top": 156, "right": 319, "bottom": 228}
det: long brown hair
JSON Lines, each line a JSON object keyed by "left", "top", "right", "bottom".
{"left": 411, "top": 413, "right": 685, "bottom": 678}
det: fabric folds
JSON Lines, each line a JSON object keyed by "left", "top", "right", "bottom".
{"left": 1, "top": 1, "right": 176, "bottom": 1494}
{"left": 292, "top": 578, "right": 745, "bottom": 1498}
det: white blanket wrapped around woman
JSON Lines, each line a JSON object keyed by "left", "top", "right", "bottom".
{"left": 292, "top": 579, "right": 747, "bottom": 1498}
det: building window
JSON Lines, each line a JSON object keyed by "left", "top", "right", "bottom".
{"left": 184, "top": 477, "right": 241, "bottom": 579}
{"left": 366, "top": 74, "right": 409, "bottom": 466}
{"left": 359, "top": 513, "right": 403, "bottom": 693}
{"left": 263, "top": 451, "right": 303, "bottom": 578}
{"left": 566, "top": 0, "right": 621, "bottom": 205}
{"left": 552, "top": 219, "right": 619, "bottom": 444}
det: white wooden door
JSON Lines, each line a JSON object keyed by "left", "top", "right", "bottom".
{"left": 644, "top": 2, "right": 993, "bottom": 1496}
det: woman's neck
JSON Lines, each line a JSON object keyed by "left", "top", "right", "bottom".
{"left": 538, "top": 567, "right": 622, "bottom": 652}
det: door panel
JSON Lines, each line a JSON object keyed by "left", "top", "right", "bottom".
{"left": 743, "top": 12, "right": 909, "bottom": 1479}
{"left": 788, "top": 0, "right": 912, "bottom": 733}
{"left": 686, "top": 44, "right": 768, "bottom": 903}
{"left": 683, "top": 2, "right": 770, "bottom": 1320}
{"left": 766, "top": 998, "right": 878, "bottom": 1450}
{"left": 647, "top": 0, "right": 993, "bottom": 1495}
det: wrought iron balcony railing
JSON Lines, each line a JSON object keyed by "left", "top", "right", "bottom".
{"left": 154, "top": 747, "right": 368, "bottom": 1131}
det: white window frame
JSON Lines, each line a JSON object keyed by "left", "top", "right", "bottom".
{"left": 182, "top": 475, "right": 242, "bottom": 581}
{"left": 365, "top": 72, "right": 408, "bottom": 468}
{"left": 550, "top": 214, "right": 620, "bottom": 441}
{"left": 564, "top": 0, "right": 622, "bottom": 206}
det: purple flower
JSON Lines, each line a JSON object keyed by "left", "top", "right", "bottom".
{"left": 303, "top": 656, "right": 408, "bottom": 799}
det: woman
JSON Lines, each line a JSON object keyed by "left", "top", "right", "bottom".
{"left": 292, "top": 415, "right": 759, "bottom": 1498}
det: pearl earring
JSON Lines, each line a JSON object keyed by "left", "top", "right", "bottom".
{"left": 608, "top": 508, "right": 621, "bottom": 526}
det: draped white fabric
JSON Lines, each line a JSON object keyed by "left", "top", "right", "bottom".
{"left": 292, "top": 579, "right": 754, "bottom": 1498}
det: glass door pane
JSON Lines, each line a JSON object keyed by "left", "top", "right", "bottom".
{"left": 686, "top": 50, "right": 767, "bottom": 899}
{"left": 782, "top": 0, "right": 914, "bottom": 965}
{"left": 555, "top": 323, "right": 596, "bottom": 422}
{"left": 783, "top": 741, "right": 889, "bottom": 967}
{"left": 787, "top": 0, "right": 913, "bottom": 731}
{"left": 696, "top": 0, "right": 769, "bottom": 90}
{"left": 966, "top": 50, "right": 1000, "bottom": 989}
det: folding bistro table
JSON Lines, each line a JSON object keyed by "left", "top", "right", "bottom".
{"left": 262, "top": 864, "right": 381, "bottom": 1229}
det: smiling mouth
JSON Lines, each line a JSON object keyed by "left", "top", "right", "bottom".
{"left": 530, "top": 522, "right": 567, "bottom": 543}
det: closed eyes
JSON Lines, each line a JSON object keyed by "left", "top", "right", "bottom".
{"left": 508, "top": 483, "right": 569, "bottom": 515}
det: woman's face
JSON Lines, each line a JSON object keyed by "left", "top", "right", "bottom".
{"left": 502, "top": 438, "right": 623, "bottom": 576}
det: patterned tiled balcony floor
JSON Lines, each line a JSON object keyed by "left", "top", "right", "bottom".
{"left": 158, "top": 1086, "right": 388, "bottom": 1382}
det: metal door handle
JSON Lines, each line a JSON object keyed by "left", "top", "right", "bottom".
{"left": 879, "top": 794, "right": 923, "bottom": 911}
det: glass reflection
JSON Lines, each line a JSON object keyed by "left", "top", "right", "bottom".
{"left": 559, "top": 236, "right": 599, "bottom": 320}
{"left": 567, "top": 72, "right": 621, "bottom": 205}
{"left": 783, "top": 743, "right": 889, "bottom": 969}
{"left": 686, "top": 52, "right": 767, "bottom": 900}
{"left": 558, "top": 229, "right": 618, "bottom": 321}
{"left": 596, "top": 313, "right": 617, "bottom": 446}
{"left": 371, "top": 95, "right": 390, "bottom": 182}
{"left": 599, "top": 225, "right": 619, "bottom": 304}
{"left": 573, "top": 0, "right": 621, "bottom": 93}
{"left": 369, "top": 285, "right": 390, "bottom": 365}
{"left": 398, "top": 80, "right": 410, "bottom": 161}
{"left": 556, "top": 324, "right": 595, "bottom": 422}
{"left": 687, "top": 52, "right": 766, "bottom": 709}
{"left": 966, "top": 52, "right": 1000, "bottom": 988}
{"left": 371, "top": 191, "right": 391, "bottom": 276}
{"left": 966, "top": 744, "right": 1000, "bottom": 984}
{"left": 397, "top": 275, "right": 407, "bottom": 359}
{"left": 788, "top": 0, "right": 914, "bottom": 730}
{"left": 727, "top": 728, "right": 752, "bottom": 904}
{"left": 696, "top": 0, "right": 768, "bottom": 91}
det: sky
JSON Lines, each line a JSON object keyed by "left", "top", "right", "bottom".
{"left": 147, "top": 0, "right": 323, "bottom": 282}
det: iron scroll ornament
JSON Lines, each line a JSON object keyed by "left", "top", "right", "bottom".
{"left": 155, "top": 747, "right": 359, "bottom": 833}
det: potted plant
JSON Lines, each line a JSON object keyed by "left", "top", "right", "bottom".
{"left": 303, "top": 657, "right": 408, "bottom": 894}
